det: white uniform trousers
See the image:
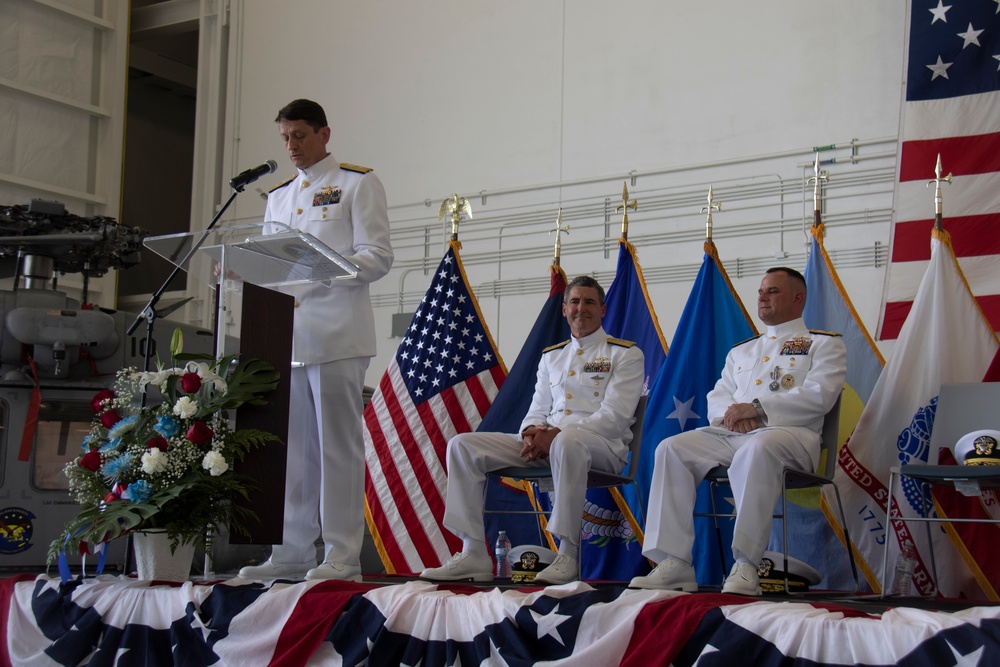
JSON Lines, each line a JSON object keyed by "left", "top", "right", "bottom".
{"left": 642, "top": 426, "right": 820, "bottom": 566}
{"left": 270, "top": 357, "right": 370, "bottom": 567}
{"left": 443, "top": 429, "right": 625, "bottom": 543}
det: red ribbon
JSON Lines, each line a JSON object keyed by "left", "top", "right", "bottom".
{"left": 17, "top": 358, "right": 41, "bottom": 462}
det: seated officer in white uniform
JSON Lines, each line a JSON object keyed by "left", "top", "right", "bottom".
{"left": 630, "top": 267, "right": 846, "bottom": 595}
{"left": 420, "top": 276, "right": 644, "bottom": 585}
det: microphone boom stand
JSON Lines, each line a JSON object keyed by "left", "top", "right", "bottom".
{"left": 127, "top": 185, "right": 247, "bottom": 405}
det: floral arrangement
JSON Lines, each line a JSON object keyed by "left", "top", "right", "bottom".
{"left": 49, "top": 331, "right": 281, "bottom": 564}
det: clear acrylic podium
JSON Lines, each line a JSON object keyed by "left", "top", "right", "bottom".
{"left": 143, "top": 221, "right": 359, "bottom": 545}
{"left": 144, "top": 221, "right": 359, "bottom": 357}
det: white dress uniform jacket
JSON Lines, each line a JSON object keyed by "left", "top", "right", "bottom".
{"left": 264, "top": 154, "right": 393, "bottom": 364}
{"left": 521, "top": 327, "right": 646, "bottom": 461}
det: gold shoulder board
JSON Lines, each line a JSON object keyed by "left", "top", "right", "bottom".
{"left": 341, "top": 162, "right": 373, "bottom": 174}
{"left": 607, "top": 337, "right": 636, "bottom": 348}
{"left": 542, "top": 340, "right": 571, "bottom": 353}
{"left": 732, "top": 334, "right": 763, "bottom": 348}
{"left": 268, "top": 176, "right": 295, "bottom": 193}
{"left": 809, "top": 329, "right": 843, "bottom": 337}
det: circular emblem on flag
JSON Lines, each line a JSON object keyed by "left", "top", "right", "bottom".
{"left": 0, "top": 507, "right": 35, "bottom": 554}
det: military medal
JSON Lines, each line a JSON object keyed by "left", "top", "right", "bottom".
{"left": 769, "top": 367, "right": 781, "bottom": 391}
{"left": 781, "top": 373, "right": 795, "bottom": 389}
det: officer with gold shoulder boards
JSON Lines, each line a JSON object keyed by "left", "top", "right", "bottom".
{"left": 630, "top": 267, "right": 845, "bottom": 595}
{"left": 238, "top": 99, "right": 393, "bottom": 582}
{"left": 420, "top": 275, "right": 644, "bottom": 585}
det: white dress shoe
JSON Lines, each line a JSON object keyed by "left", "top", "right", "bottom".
{"left": 238, "top": 559, "right": 314, "bottom": 580}
{"left": 533, "top": 555, "right": 579, "bottom": 585}
{"left": 628, "top": 558, "right": 698, "bottom": 591}
{"left": 722, "top": 561, "right": 762, "bottom": 596}
{"left": 419, "top": 552, "right": 494, "bottom": 582}
{"left": 305, "top": 561, "right": 363, "bottom": 582}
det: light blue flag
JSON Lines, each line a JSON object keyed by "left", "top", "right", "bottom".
{"left": 640, "top": 243, "right": 756, "bottom": 585}
{"left": 780, "top": 225, "right": 884, "bottom": 589}
{"left": 589, "top": 239, "right": 669, "bottom": 580}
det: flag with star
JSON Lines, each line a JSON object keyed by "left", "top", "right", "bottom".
{"left": 478, "top": 264, "right": 570, "bottom": 552}
{"left": 585, "top": 238, "right": 669, "bottom": 580}
{"left": 363, "top": 241, "right": 507, "bottom": 575}
{"left": 639, "top": 240, "right": 757, "bottom": 585}
{"left": 878, "top": 0, "right": 1000, "bottom": 339}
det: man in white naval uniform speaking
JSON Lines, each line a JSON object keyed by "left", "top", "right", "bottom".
{"left": 238, "top": 99, "right": 393, "bottom": 581}
{"left": 420, "top": 275, "right": 644, "bottom": 585}
{"left": 630, "top": 267, "right": 845, "bottom": 595}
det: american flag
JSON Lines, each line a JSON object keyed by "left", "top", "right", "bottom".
{"left": 364, "top": 241, "right": 507, "bottom": 575}
{"left": 879, "top": 0, "right": 1000, "bottom": 339}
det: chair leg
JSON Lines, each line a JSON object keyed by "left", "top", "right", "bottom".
{"left": 707, "top": 480, "right": 728, "bottom": 583}
{"left": 880, "top": 469, "right": 897, "bottom": 599}
{"left": 827, "top": 481, "right": 860, "bottom": 594}
{"left": 916, "top": 479, "right": 939, "bottom": 597}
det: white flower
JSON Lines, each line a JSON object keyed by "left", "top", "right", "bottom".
{"left": 173, "top": 396, "right": 198, "bottom": 418}
{"left": 185, "top": 361, "right": 228, "bottom": 393}
{"left": 139, "top": 367, "right": 181, "bottom": 390}
{"left": 141, "top": 449, "right": 168, "bottom": 474}
{"left": 202, "top": 451, "right": 229, "bottom": 476}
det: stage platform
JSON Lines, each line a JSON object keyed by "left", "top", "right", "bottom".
{"left": 3, "top": 572, "right": 999, "bottom": 666}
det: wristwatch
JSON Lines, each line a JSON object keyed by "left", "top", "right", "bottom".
{"left": 751, "top": 398, "right": 768, "bottom": 424}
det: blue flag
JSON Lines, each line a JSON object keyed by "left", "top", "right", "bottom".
{"left": 792, "top": 224, "right": 885, "bottom": 589}
{"left": 590, "top": 239, "right": 669, "bottom": 580}
{"left": 479, "top": 266, "right": 569, "bottom": 551}
{"left": 640, "top": 242, "right": 756, "bottom": 585}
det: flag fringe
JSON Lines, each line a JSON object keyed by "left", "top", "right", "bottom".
{"left": 811, "top": 224, "right": 886, "bottom": 365}
{"left": 450, "top": 240, "right": 510, "bottom": 374}
{"left": 932, "top": 493, "right": 1000, "bottom": 602}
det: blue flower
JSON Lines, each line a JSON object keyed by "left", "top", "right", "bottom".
{"left": 107, "top": 414, "right": 139, "bottom": 440}
{"left": 154, "top": 415, "right": 180, "bottom": 438}
{"left": 82, "top": 433, "right": 97, "bottom": 451}
{"left": 124, "top": 479, "right": 153, "bottom": 503}
{"left": 101, "top": 452, "right": 134, "bottom": 483}
{"left": 99, "top": 437, "right": 122, "bottom": 453}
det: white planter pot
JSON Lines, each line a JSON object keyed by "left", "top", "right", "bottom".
{"left": 134, "top": 530, "right": 196, "bottom": 582}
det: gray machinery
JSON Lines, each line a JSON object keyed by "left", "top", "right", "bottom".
{"left": 0, "top": 200, "right": 214, "bottom": 572}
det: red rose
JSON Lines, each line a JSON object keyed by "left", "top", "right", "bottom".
{"left": 80, "top": 450, "right": 102, "bottom": 471}
{"left": 90, "top": 389, "right": 115, "bottom": 413}
{"left": 100, "top": 409, "right": 121, "bottom": 428}
{"left": 180, "top": 372, "right": 202, "bottom": 394}
{"left": 186, "top": 421, "right": 214, "bottom": 445}
{"left": 147, "top": 437, "right": 169, "bottom": 451}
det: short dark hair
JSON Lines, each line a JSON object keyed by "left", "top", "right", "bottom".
{"left": 275, "top": 99, "right": 328, "bottom": 132}
{"left": 565, "top": 275, "right": 606, "bottom": 305}
{"left": 766, "top": 266, "right": 807, "bottom": 296}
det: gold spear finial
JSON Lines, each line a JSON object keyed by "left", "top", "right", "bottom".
{"left": 927, "top": 154, "right": 952, "bottom": 229}
{"left": 549, "top": 208, "right": 571, "bottom": 266}
{"left": 616, "top": 182, "right": 638, "bottom": 239}
{"left": 438, "top": 193, "right": 473, "bottom": 241}
{"left": 701, "top": 185, "right": 722, "bottom": 241}
{"left": 808, "top": 152, "right": 829, "bottom": 216}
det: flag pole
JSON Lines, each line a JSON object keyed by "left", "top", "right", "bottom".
{"left": 701, "top": 185, "right": 721, "bottom": 242}
{"left": 928, "top": 154, "right": 952, "bottom": 232}
{"left": 808, "top": 152, "right": 829, "bottom": 231}
{"left": 549, "top": 207, "right": 570, "bottom": 267}
{"left": 616, "top": 182, "right": 638, "bottom": 241}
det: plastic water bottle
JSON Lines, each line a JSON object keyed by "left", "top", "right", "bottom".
{"left": 890, "top": 540, "right": 917, "bottom": 596}
{"left": 495, "top": 531, "right": 512, "bottom": 578}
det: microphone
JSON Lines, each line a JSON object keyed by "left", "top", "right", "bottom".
{"left": 229, "top": 160, "right": 277, "bottom": 190}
